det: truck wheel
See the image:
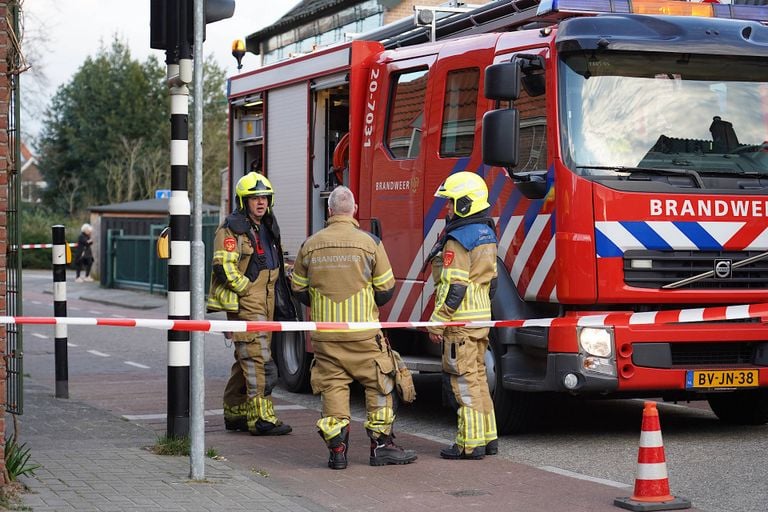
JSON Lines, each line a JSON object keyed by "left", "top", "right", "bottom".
{"left": 488, "top": 329, "right": 538, "bottom": 434}
{"left": 707, "top": 389, "right": 768, "bottom": 425}
{"left": 274, "top": 330, "right": 312, "bottom": 393}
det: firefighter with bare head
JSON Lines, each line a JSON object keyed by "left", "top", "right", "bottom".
{"left": 427, "top": 171, "right": 499, "bottom": 459}
{"left": 207, "top": 172, "right": 292, "bottom": 436}
{"left": 291, "top": 185, "right": 417, "bottom": 469}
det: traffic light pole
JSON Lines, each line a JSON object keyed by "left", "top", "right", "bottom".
{"left": 189, "top": 0, "right": 206, "bottom": 480}
{"left": 150, "top": 0, "right": 235, "bottom": 459}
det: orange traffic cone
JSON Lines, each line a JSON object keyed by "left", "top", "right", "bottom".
{"left": 614, "top": 401, "right": 691, "bottom": 511}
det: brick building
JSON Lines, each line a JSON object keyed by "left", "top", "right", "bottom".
{"left": 20, "top": 143, "right": 44, "bottom": 203}
{"left": 246, "top": 0, "right": 490, "bottom": 65}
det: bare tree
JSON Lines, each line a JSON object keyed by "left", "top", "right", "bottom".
{"left": 104, "top": 135, "right": 144, "bottom": 203}
{"left": 59, "top": 174, "right": 84, "bottom": 215}
{"left": 17, "top": 0, "right": 52, "bottom": 146}
{"left": 138, "top": 146, "right": 169, "bottom": 198}
{"left": 104, "top": 139, "right": 170, "bottom": 204}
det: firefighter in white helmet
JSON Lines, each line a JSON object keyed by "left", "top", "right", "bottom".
{"left": 207, "top": 171, "right": 292, "bottom": 436}
{"left": 426, "top": 171, "right": 499, "bottom": 459}
{"left": 291, "top": 185, "right": 417, "bottom": 469}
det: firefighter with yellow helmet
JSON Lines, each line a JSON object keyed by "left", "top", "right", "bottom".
{"left": 207, "top": 171, "right": 292, "bottom": 436}
{"left": 426, "top": 171, "right": 499, "bottom": 459}
{"left": 291, "top": 185, "right": 417, "bottom": 469}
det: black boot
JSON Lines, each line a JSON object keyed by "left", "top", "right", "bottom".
{"left": 322, "top": 426, "right": 349, "bottom": 470}
{"left": 369, "top": 433, "right": 417, "bottom": 466}
{"left": 440, "top": 443, "right": 485, "bottom": 460}
{"left": 485, "top": 439, "right": 498, "bottom": 456}
{"left": 224, "top": 416, "right": 248, "bottom": 432}
{"left": 249, "top": 419, "right": 292, "bottom": 436}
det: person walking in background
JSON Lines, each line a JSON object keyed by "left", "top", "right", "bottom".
{"left": 426, "top": 171, "right": 499, "bottom": 460}
{"left": 206, "top": 171, "right": 292, "bottom": 436}
{"left": 75, "top": 223, "right": 94, "bottom": 283}
{"left": 291, "top": 185, "right": 417, "bottom": 470}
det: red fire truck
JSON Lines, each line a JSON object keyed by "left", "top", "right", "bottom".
{"left": 227, "top": 0, "right": 768, "bottom": 433}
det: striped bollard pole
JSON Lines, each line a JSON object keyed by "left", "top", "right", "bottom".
{"left": 166, "top": 57, "right": 191, "bottom": 438}
{"left": 52, "top": 225, "right": 69, "bottom": 399}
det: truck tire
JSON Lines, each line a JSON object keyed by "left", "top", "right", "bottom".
{"left": 488, "top": 329, "right": 538, "bottom": 434}
{"left": 707, "top": 389, "right": 768, "bottom": 425}
{"left": 486, "top": 256, "right": 555, "bottom": 434}
{"left": 274, "top": 330, "right": 312, "bottom": 392}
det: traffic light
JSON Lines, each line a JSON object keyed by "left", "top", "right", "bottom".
{"left": 150, "top": 0, "right": 235, "bottom": 51}
{"left": 205, "top": 0, "right": 235, "bottom": 24}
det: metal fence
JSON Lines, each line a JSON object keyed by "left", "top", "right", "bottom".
{"left": 105, "top": 216, "right": 219, "bottom": 294}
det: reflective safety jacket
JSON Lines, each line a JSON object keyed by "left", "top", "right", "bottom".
{"left": 291, "top": 216, "right": 395, "bottom": 342}
{"left": 206, "top": 211, "right": 280, "bottom": 323}
{"left": 429, "top": 222, "right": 497, "bottom": 333}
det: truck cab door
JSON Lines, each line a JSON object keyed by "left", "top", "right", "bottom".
{"left": 418, "top": 48, "right": 493, "bottom": 321}
{"left": 360, "top": 55, "right": 436, "bottom": 322}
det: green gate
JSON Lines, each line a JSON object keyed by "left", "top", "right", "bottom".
{"left": 106, "top": 216, "right": 219, "bottom": 293}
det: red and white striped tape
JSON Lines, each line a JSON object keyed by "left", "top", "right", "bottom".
{"left": 1, "top": 301, "right": 767, "bottom": 333}
{"left": 20, "top": 243, "right": 77, "bottom": 249}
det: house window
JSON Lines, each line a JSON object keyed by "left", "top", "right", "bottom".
{"left": 440, "top": 68, "right": 479, "bottom": 157}
{"left": 386, "top": 68, "right": 428, "bottom": 159}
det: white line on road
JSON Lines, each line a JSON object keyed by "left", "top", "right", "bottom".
{"left": 30, "top": 300, "right": 42, "bottom": 305}
{"left": 87, "top": 350, "right": 109, "bottom": 357}
{"left": 67, "top": 342, "right": 78, "bottom": 347}
{"left": 31, "top": 333, "right": 48, "bottom": 339}
{"left": 539, "top": 466, "right": 630, "bottom": 489}
{"left": 123, "top": 405, "right": 306, "bottom": 421}
{"left": 88, "top": 310, "right": 102, "bottom": 315}
{"left": 124, "top": 361, "right": 150, "bottom": 369}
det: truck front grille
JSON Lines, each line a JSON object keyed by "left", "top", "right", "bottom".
{"left": 670, "top": 342, "right": 756, "bottom": 366}
{"left": 624, "top": 250, "right": 768, "bottom": 289}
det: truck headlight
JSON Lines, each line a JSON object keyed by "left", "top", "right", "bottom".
{"left": 578, "top": 327, "right": 613, "bottom": 358}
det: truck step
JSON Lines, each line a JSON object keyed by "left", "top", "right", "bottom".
{"left": 401, "top": 355, "right": 441, "bottom": 373}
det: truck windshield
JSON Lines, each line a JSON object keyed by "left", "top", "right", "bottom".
{"left": 559, "top": 51, "right": 768, "bottom": 176}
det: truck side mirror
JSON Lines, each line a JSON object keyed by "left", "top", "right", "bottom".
{"left": 484, "top": 62, "right": 520, "bottom": 101}
{"left": 482, "top": 108, "right": 519, "bottom": 168}
{"left": 522, "top": 73, "right": 545, "bottom": 97}
{"left": 518, "top": 54, "right": 546, "bottom": 97}
{"left": 516, "top": 171, "right": 549, "bottom": 200}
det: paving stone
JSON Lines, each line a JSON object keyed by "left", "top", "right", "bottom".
{"left": 14, "top": 382, "right": 323, "bottom": 512}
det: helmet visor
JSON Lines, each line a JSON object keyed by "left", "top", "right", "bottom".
{"left": 434, "top": 182, "right": 450, "bottom": 198}
{"left": 246, "top": 181, "right": 271, "bottom": 194}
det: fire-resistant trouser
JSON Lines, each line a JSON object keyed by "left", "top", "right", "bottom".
{"left": 442, "top": 326, "right": 498, "bottom": 452}
{"left": 222, "top": 315, "right": 280, "bottom": 429}
{"left": 311, "top": 335, "right": 396, "bottom": 443}
{"left": 222, "top": 358, "right": 248, "bottom": 421}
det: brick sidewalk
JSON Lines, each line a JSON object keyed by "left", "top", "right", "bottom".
{"left": 14, "top": 381, "right": 325, "bottom": 512}
{"left": 11, "top": 373, "right": 686, "bottom": 512}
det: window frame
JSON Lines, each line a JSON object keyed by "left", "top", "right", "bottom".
{"left": 384, "top": 67, "right": 430, "bottom": 160}
{"left": 439, "top": 67, "right": 480, "bottom": 158}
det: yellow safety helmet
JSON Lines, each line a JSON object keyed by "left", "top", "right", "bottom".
{"left": 434, "top": 171, "right": 490, "bottom": 217}
{"left": 235, "top": 172, "right": 274, "bottom": 210}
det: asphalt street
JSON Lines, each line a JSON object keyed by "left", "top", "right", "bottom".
{"left": 12, "top": 269, "right": 768, "bottom": 511}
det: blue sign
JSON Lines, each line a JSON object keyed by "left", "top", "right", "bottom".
{"left": 155, "top": 189, "right": 171, "bottom": 199}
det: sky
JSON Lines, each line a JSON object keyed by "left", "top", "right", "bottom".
{"left": 23, "top": 0, "right": 301, "bottom": 143}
